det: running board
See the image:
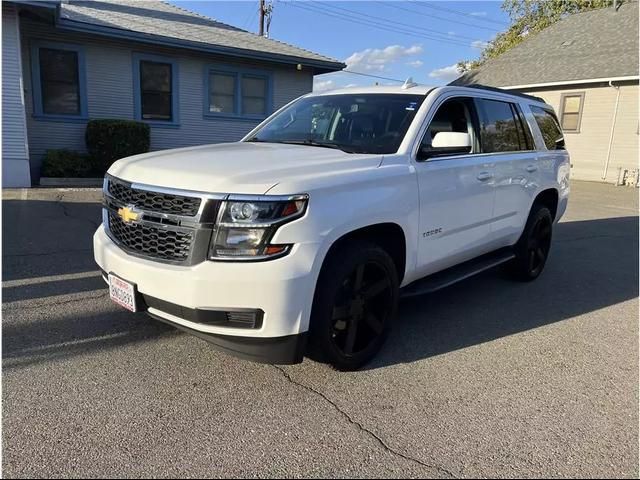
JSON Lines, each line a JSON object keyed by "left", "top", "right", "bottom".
{"left": 400, "top": 248, "right": 515, "bottom": 298}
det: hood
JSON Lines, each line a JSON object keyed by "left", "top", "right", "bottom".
{"left": 108, "top": 142, "right": 383, "bottom": 194}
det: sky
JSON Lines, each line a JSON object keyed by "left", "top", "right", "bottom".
{"left": 170, "top": 1, "right": 511, "bottom": 90}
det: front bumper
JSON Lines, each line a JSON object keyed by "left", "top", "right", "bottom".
{"left": 94, "top": 225, "right": 321, "bottom": 363}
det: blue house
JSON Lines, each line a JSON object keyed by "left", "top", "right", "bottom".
{"left": 2, "top": 0, "right": 344, "bottom": 187}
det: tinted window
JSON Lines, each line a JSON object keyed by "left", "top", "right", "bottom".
{"left": 39, "top": 48, "right": 80, "bottom": 115}
{"left": 140, "top": 60, "right": 172, "bottom": 120}
{"left": 531, "top": 106, "right": 564, "bottom": 150}
{"left": 476, "top": 99, "right": 523, "bottom": 153}
{"left": 248, "top": 94, "right": 424, "bottom": 154}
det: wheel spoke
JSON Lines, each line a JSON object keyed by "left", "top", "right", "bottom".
{"left": 364, "top": 312, "right": 383, "bottom": 335}
{"left": 331, "top": 304, "right": 349, "bottom": 321}
{"left": 361, "top": 278, "right": 389, "bottom": 300}
{"left": 528, "top": 249, "right": 537, "bottom": 271}
{"left": 353, "top": 264, "right": 365, "bottom": 293}
{"left": 539, "top": 223, "right": 551, "bottom": 239}
{"left": 536, "top": 247, "right": 545, "bottom": 262}
{"left": 344, "top": 315, "right": 360, "bottom": 354}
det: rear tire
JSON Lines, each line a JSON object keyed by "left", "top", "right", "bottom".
{"left": 509, "top": 204, "right": 553, "bottom": 281}
{"left": 309, "top": 241, "right": 399, "bottom": 371}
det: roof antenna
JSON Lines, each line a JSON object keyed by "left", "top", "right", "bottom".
{"left": 402, "top": 77, "right": 418, "bottom": 89}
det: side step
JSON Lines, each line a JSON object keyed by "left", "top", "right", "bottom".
{"left": 400, "top": 248, "right": 515, "bottom": 298}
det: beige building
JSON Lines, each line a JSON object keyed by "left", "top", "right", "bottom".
{"left": 454, "top": 2, "right": 639, "bottom": 184}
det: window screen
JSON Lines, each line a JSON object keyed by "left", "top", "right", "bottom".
{"left": 209, "top": 72, "right": 236, "bottom": 114}
{"left": 241, "top": 76, "right": 267, "bottom": 116}
{"left": 560, "top": 93, "right": 584, "bottom": 131}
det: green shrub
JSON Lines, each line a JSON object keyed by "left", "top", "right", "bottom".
{"left": 40, "top": 149, "right": 94, "bottom": 178}
{"left": 85, "top": 119, "right": 150, "bottom": 173}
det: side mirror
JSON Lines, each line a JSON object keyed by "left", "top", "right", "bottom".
{"left": 418, "top": 131, "right": 472, "bottom": 160}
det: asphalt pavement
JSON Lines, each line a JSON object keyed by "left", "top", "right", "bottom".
{"left": 2, "top": 181, "right": 638, "bottom": 478}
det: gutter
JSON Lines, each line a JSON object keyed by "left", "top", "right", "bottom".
{"left": 501, "top": 76, "right": 639, "bottom": 90}
{"left": 602, "top": 80, "right": 622, "bottom": 180}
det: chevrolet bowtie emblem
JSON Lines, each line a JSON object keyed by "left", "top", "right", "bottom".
{"left": 117, "top": 205, "right": 140, "bottom": 224}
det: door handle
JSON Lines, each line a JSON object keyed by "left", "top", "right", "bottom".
{"left": 477, "top": 172, "right": 493, "bottom": 181}
{"left": 526, "top": 164, "right": 538, "bottom": 173}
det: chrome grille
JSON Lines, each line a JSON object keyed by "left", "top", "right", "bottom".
{"left": 108, "top": 211, "right": 193, "bottom": 262}
{"left": 107, "top": 177, "right": 201, "bottom": 216}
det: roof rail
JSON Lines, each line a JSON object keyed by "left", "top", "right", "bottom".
{"left": 461, "top": 84, "right": 546, "bottom": 103}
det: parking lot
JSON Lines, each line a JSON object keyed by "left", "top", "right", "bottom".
{"left": 2, "top": 180, "right": 638, "bottom": 478}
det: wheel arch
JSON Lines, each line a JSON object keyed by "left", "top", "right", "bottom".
{"left": 533, "top": 188, "right": 559, "bottom": 220}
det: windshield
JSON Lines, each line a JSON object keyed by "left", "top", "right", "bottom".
{"left": 246, "top": 94, "right": 425, "bottom": 154}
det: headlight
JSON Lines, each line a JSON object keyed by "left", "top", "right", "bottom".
{"left": 209, "top": 194, "right": 308, "bottom": 260}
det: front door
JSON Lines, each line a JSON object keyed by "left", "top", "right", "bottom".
{"left": 414, "top": 96, "right": 496, "bottom": 277}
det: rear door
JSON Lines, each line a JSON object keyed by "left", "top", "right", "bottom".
{"left": 413, "top": 95, "right": 496, "bottom": 277}
{"left": 474, "top": 97, "right": 538, "bottom": 246}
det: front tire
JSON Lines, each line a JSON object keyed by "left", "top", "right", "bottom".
{"left": 509, "top": 204, "right": 553, "bottom": 281}
{"left": 309, "top": 241, "right": 399, "bottom": 371}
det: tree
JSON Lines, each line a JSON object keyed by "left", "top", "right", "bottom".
{"left": 457, "top": 0, "right": 620, "bottom": 73}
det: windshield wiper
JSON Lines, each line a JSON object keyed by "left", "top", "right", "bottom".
{"left": 278, "top": 139, "right": 358, "bottom": 153}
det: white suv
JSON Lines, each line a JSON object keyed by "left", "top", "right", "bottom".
{"left": 94, "top": 84, "right": 570, "bottom": 370}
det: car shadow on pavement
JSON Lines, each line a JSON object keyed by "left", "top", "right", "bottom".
{"left": 2, "top": 307, "right": 177, "bottom": 370}
{"left": 365, "top": 216, "right": 639, "bottom": 370}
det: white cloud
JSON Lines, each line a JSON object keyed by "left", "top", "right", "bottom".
{"left": 344, "top": 44, "right": 424, "bottom": 72}
{"left": 428, "top": 64, "right": 461, "bottom": 83}
{"left": 470, "top": 11, "right": 487, "bottom": 17}
{"left": 471, "top": 40, "right": 490, "bottom": 49}
{"left": 407, "top": 60, "right": 424, "bottom": 68}
{"left": 313, "top": 78, "right": 335, "bottom": 92}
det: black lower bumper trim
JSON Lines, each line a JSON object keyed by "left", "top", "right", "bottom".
{"left": 147, "top": 311, "right": 307, "bottom": 365}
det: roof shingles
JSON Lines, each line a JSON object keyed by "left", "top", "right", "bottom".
{"left": 453, "top": 2, "right": 639, "bottom": 87}
{"left": 58, "top": 0, "right": 344, "bottom": 71}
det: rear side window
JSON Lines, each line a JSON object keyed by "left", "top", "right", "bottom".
{"left": 530, "top": 106, "right": 564, "bottom": 150}
{"left": 475, "top": 98, "right": 527, "bottom": 153}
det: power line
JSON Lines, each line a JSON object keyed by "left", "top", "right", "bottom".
{"left": 283, "top": 1, "right": 476, "bottom": 49}
{"left": 312, "top": 0, "right": 481, "bottom": 42}
{"left": 384, "top": 2, "right": 502, "bottom": 33}
{"left": 341, "top": 70, "right": 408, "bottom": 83}
{"left": 409, "top": 1, "right": 509, "bottom": 27}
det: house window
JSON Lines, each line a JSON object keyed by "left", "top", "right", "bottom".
{"left": 205, "top": 67, "right": 271, "bottom": 118}
{"left": 31, "top": 42, "right": 87, "bottom": 118}
{"left": 559, "top": 92, "right": 585, "bottom": 132}
{"left": 133, "top": 54, "right": 179, "bottom": 125}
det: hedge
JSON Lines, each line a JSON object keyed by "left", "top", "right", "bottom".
{"left": 85, "top": 119, "right": 150, "bottom": 173}
{"left": 40, "top": 149, "right": 94, "bottom": 178}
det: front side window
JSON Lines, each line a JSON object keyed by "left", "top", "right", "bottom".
{"left": 531, "top": 105, "right": 565, "bottom": 150}
{"left": 476, "top": 98, "right": 525, "bottom": 153}
{"left": 419, "top": 97, "right": 478, "bottom": 155}
{"left": 140, "top": 60, "right": 172, "bottom": 120}
{"left": 206, "top": 69, "right": 269, "bottom": 118}
{"left": 32, "top": 44, "right": 86, "bottom": 117}
{"left": 559, "top": 93, "right": 584, "bottom": 132}
{"left": 247, "top": 94, "right": 425, "bottom": 154}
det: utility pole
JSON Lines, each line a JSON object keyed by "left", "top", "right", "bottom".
{"left": 258, "top": 0, "right": 273, "bottom": 37}
{"left": 259, "top": 0, "right": 264, "bottom": 37}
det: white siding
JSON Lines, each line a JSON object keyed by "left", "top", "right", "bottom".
{"left": 2, "top": 3, "right": 31, "bottom": 187}
{"left": 20, "top": 17, "right": 315, "bottom": 181}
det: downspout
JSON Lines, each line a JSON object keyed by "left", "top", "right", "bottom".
{"left": 602, "top": 80, "right": 621, "bottom": 180}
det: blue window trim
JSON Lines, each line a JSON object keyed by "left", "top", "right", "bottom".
{"left": 203, "top": 64, "right": 273, "bottom": 121}
{"left": 133, "top": 52, "right": 180, "bottom": 127}
{"left": 30, "top": 41, "right": 88, "bottom": 120}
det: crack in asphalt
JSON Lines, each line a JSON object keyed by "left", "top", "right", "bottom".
{"left": 55, "top": 193, "right": 101, "bottom": 230}
{"left": 273, "top": 365, "right": 459, "bottom": 478}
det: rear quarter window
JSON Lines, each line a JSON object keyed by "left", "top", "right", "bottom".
{"left": 530, "top": 106, "right": 564, "bottom": 150}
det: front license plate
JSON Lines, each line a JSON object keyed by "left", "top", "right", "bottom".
{"left": 108, "top": 274, "right": 137, "bottom": 312}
